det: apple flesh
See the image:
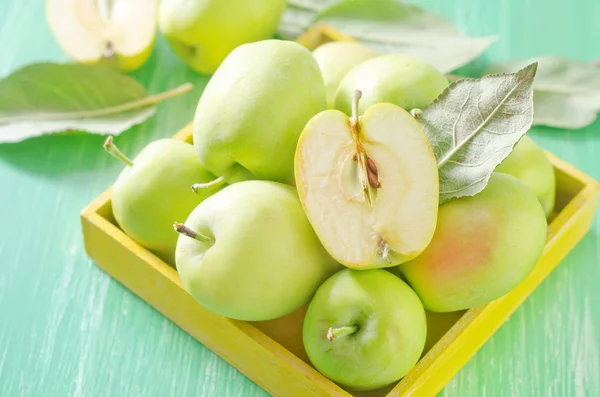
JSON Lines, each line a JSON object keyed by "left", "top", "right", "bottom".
{"left": 334, "top": 53, "right": 449, "bottom": 115}
{"left": 495, "top": 135, "right": 556, "bottom": 217}
{"left": 174, "top": 181, "right": 340, "bottom": 321}
{"left": 192, "top": 39, "right": 326, "bottom": 188}
{"left": 302, "top": 268, "right": 427, "bottom": 391}
{"left": 295, "top": 91, "right": 439, "bottom": 269}
{"left": 106, "top": 137, "right": 218, "bottom": 265}
{"left": 312, "top": 41, "right": 378, "bottom": 108}
{"left": 46, "top": 0, "right": 157, "bottom": 72}
{"left": 397, "top": 172, "right": 548, "bottom": 312}
{"left": 158, "top": 0, "right": 287, "bottom": 74}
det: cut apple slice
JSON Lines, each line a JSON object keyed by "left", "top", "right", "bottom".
{"left": 46, "top": 0, "right": 157, "bottom": 72}
{"left": 295, "top": 91, "right": 439, "bottom": 269}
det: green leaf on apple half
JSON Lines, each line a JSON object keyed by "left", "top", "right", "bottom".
{"left": 486, "top": 56, "right": 600, "bottom": 129}
{"left": 0, "top": 63, "right": 192, "bottom": 143}
{"left": 278, "top": 0, "right": 496, "bottom": 74}
{"left": 420, "top": 62, "right": 538, "bottom": 204}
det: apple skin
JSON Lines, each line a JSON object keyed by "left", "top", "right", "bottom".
{"left": 302, "top": 268, "right": 426, "bottom": 391}
{"left": 193, "top": 39, "right": 326, "bottom": 185}
{"left": 495, "top": 135, "right": 556, "bottom": 218}
{"left": 397, "top": 173, "right": 548, "bottom": 312}
{"left": 111, "top": 139, "right": 219, "bottom": 265}
{"left": 175, "top": 180, "right": 340, "bottom": 321}
{"left": 313, "top": 42, "right": 378, "bottom": 108}
{"left": 334, "top": 53, "right": 449, "bottom": 115}
{"left": 158, "top": 0, "right": 287, "bottom": 74}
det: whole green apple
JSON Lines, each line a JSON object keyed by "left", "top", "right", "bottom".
{"left": 334, "top": 53, "right": 449, "bottom": 115}
{"left": 312, "top": 41, "right": 378, "bottom": 108}
{"left": 397, "top": 173, "right": 547, "bottom": 312}
{"left": 303, "top": 268, "right": 427, "bottom": 391}
{"left": 192, "top": 39, "right": 326, "bottom": 189}
{"left": 495, "top": 135, "right": 556, "bottom": 217}
{"left": 158, "top": 0, "right": 287, "bottom": 74}
{"left": 174, "top": 180, "right": 340, "bottom": 321}
{"left": 105, "top": 137, "right": 219, "bottom": 265}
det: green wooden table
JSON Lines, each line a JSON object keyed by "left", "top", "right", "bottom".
{"left": 1, "top": 1, "right": 599, "bottom": 396}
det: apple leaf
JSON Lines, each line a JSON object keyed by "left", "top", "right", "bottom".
{"left": 420, "top": 62, "right": 537, "bottom": 204}
{"left": 0, "top": 63, "right": 192, "bottom": 143}
{"left": 277, "top": 0, "right": 339, "bottom": 39}
{"left": 486, "top": 57, "right": 600, "bottom": 129}
{"left": 279, "top": 0, "right": 496, "bottom": 73}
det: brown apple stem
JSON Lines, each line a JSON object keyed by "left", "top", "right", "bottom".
{"left": 327, "top": 325, "right": 359, "bottom": 341}
{"left": 103, "top": 136, "right": 133, "bottom": 166}
{"left": 410, "top": 108, "right": 423, "bottom": 120}
{"left": 173, "top": 223, "right": 214, "bottom": 244}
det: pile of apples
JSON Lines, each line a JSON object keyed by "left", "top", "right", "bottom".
{"left": 104, "top": 38, "right": 554, "bottom": 392}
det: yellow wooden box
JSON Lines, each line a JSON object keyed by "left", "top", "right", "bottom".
{"left": 80, "top": 26, "right": 600, "bottom": 397}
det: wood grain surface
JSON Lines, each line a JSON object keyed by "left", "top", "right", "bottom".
{"left": 0, "top": 0, "right": 599, "bottom": 396}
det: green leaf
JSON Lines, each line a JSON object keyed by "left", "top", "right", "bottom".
{"left": 485, "top": 57, "right": 600, "bottom": 129}
{"left": 0, "top": 63, "right": 192, "bottom": 143}
{"left": 277, "top": 0, "right": 339, "bottom": 39}
{"left": 420, "top": 63, "right": 537, "bottom": 204}
{"left": 313, "top": 0, "right": 496, "bottom": 73}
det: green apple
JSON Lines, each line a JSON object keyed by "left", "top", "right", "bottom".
{"left": 295, "top": 90, "right": 439, "bottom": 269}
{"left": 46, "top": 0, "right": 157, "bottom": 72}
{"left": 192, "top": 39, "right": 326, "bottom": 191}
{"left": 303, "top": 268, "right": 427, "bottom": 391}
{"left": 313, "top": 41, "right": 378, "bottom": 108}
{"left": 334, "top": 53, "right": 449, "bottom": 115}
{"left": 495, "top": 135, "right": 556, "bottom": 217}
{"left": 174, "top": 180, "right": 340, "bottom": 321}
{"left": 104, "top": 137, "right": 218, "bottom": 265}
{"left": 158, "top": 0, "right": 287, "bottom": 74}
{"left": 398, "top": 173, "right": 548, "bottom": 312}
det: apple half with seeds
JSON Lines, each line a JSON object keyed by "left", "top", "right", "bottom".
{"left": 46, "top": 0, "right": 157, "bottom": 72}
{"left": 295, "top": 90, "right": 439, "bottom": 269}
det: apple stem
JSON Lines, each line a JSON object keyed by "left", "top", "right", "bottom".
{"left": 191, "top": 175, "right": 227, "bottom": 193}
{"left": 327, "top": 325, "right": 359, "bottom": 341}
{"left": 191, "top": 165, "right": 246, "bottom": 193}
{"left": 173, "top": 223, "right": 214, "bottom": 244}
{"left": 103, "top": 136, "right": 133, "bottom": 166}
{"left": 410, "top": 108, "right": 423, "bottom": 120}
{"left": 104, "top": 42, "right": 115, "bottom": 60}
{"left": 351, "top": 89, "right": 362, "bottom": 122}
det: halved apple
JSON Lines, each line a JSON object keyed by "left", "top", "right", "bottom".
{"left": 46, "top": 0, "right": 157, "bottom": 72}
{"left": 295, "top": 90, "right": 439, "bottom": 269}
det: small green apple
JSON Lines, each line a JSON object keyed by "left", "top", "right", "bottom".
{"left": 334, "top": 53, "right": 449, "bottom": 115}
{"left": 397, "top": 173, "right": 548, "bottom": 312}
{"left": 303, "top": 268, "right": 427, "bottom": 391}
{"left": 192, "top": 39, "right": 326, "bottom": 190}
{"left": 495, "top": 135, "right": 556, "bottom": 217}
{"left": 105, "top": 137, "right": 218, "bottom": 265}
{"left": 295, "top": 90, "right": 439, "bottom": 269}
{"left": 158, "top": 0, "right": 287, "bottom": 74}
{"left": 174, "top": 180, "right": 340, "bottom": 321}
{"left": 46, "top": 0, "right": 157, "bottom": 72}
{"left": 312, "top": 41, "right": 378, "bottom": 108}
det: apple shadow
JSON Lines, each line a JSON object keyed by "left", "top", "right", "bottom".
{"left": 0, "top": 132, "right": 111, "bottom": 179}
